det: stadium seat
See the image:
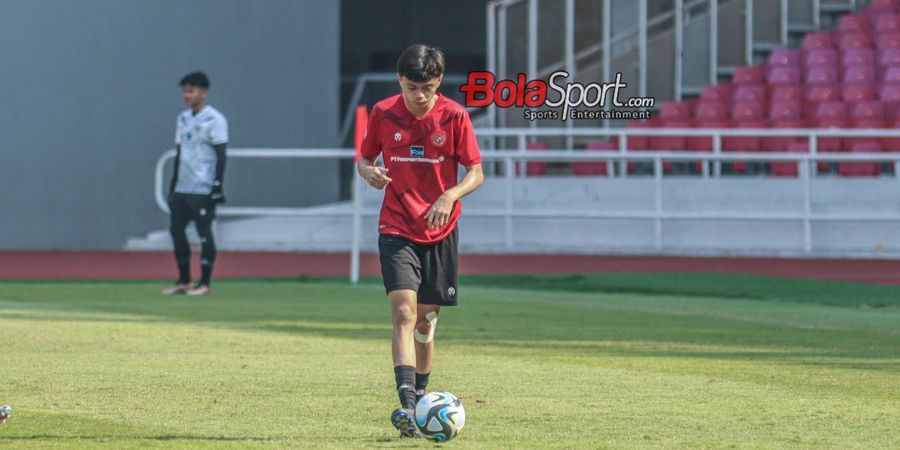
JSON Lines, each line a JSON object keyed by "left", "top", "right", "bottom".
{"left": 572, "top": 140, "right": 613, "bottom": 176}
{"left": 770, "top": 84, "right": 804, "bottom": 102}
{"left": 877, "top": 47, "right": 900, "bottom": 66}
{"left": 841, "top": 47, "right": 876, "bottom": 67}
{"left": 733, "top": 84, "right": 767, "bottom": 102}
{"left": 732, "top": 65, "right": 766, "bottom": 84}
{"left": 806, "top": 67, "right": 839, "bottom": 84}
{"left": 875, "top": 32, "right": 900, "bottom": 49}
{"left": 841, "top": 83, "right": 876, "bottom": 102}
{"left": 690, "top": 102, "right": 730, "bottom": 154}
{"left": 850, "top": 101, "right": 887, "bottom": 148}
{"left": 764, "top": 102, "right": 804, "bottom": 153}
{"left": 876, "top": 14, "right": 900, "bottom": 33}
{"left": 525, "top": 141, "right": 549, "bottom": 176}
{"left": 627, "top": 118, "right": 656, "bottom": 151}
{"left": 839, "top": 14, "right": 870, "bottom": 33}
{"left": 660, "top": 101, "right": 693, "bottom": 119}
{"left": 814, "top": 102, "right": 849, "bottom": 171}
{"left": 837, "top": 32, "right": 872, "bottom": 50}
{"left": 842, "top": 66, "right": 877, "bottom": 84}
{"left": 767, "top": 67, "right": 801, "bottom": 85}
{"left": 883, "top": 116, "right": 900, "bottom": 150}
{"left": 804, "top": 84, "right": 840, "bottom": 117}
{"left": 839, "top": 141, "right": 882, "bottom": 176}
{"left": 804, "top": 48, "right": 839, "bottom": 67}
{"left": 802, "top": 33, "right": 835, "bottom": 50}
{"left": 883, "top": 66, "right": 900, "bottom": 82}
{"left": 771, "top": 142, "right": 809, "bottom": 177}
{"left": 879, "top": 83, "right": 900, "bottom": 119}
{"left": 700, "top": 84, "right": 732, "bottom": 101}
{"left": 768, "top": 48, "right": 802, "bottom": 67}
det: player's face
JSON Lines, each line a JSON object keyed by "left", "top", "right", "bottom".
{"left": 399, "top": 75, "right": 442, "bottom": 110}
{"left": 182, "top": 85, "right": 207, "bottom": 109}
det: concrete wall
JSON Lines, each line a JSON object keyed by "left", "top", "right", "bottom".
{"left": 0, "top": 0, "right": 340, "bottom": 249}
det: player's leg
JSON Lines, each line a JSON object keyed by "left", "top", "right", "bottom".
{"left": 390, "top": 289, "right": 419, "bottom": 406}
{"left": 187, "top": 196, "right": 216, "bottom": 295}
{"left": 162, "top": 195, "right": 192, "bottom": 295}
{"left": 414, "top": 304, "right": 440, "bottom": 399}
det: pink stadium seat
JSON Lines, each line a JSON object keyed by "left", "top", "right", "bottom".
{"left": 769, "top": 101, "right": 802, "bottom": 120}
{"left": 660, "top": 101, "right": 693, "bottom": 119}
{"left": 732, "top": 65, "right": 766, "bottom": 84}
{"left": 875, "top": 32, "right": 900, "bottom": 49}
{"left": 837, "top": 32, "right": 872, "bottom": 50}
{"left": 866, "top": 3, "right": 898, "bottom": 23}
{"left": 883, "top": 117, "right": 900, "bottom": 150}
{"left": 730, "top": 101, "right": 765, "bottom": 121}
{"left": 627, "top": 118, "right": 656, "bottom": 150}
{"left": 839, "top": 14, "right": 870, "bottom": 33}
{"left": 814, "top": 102, "right": 850, "bottom": 166}
{"left": 876, "top": 14, "right": 900, "bottom": 33}
{"left": 689, "top": 117, "right": 730, "bottom": 152}
{"left": 843, "top": 66, "right": 877, "bottom": 84}
{"left": 651, "top": 119, "right": 692, "bottom": 152}
{"left": 767, "top": 67, "right": 801, "bottom": 84}
{"left": 700, "top": 84, "right": 732, "bottom": 101}
{"left": 804, "top": 48, "right": 838, "bottom": 67}
{"left": 768, "top": 48, "right": 802, "bottom": 67}
{"left": 770, "top": 84, "right": 804, "bottom": 102}
{"left": 839, "top": 141, "right": 882, "bottom": 176}
{"left": 805, "top": 84, "right": 841, "bottom": 102}
{"left": 883, "top": 66, "right": 900, "bottom": 82}
{"left": 841, "top": 48, "right": 876, "bottom": 67}
{"left": 849, "top": 101, "right": 887, "bottom": 148}
{"left": 771, "top": 142, "right": 809, "bottom": 177}
{"left": 802, "top": 33, "right": 835, "bottom": 50}
{"left": 806, "top": 67, "right": 839, "bottom": 84}
{"left": 877, "top": 47, "right": 900, "bottom": 65}
{"left": 879, "top": 83, "right": 900, "bottom": 118}
{"left": 867, "top": 0, "right": 899, "bottom": 10}
{"left": 525, "top": 141, "right": 548, "bottom": 176}
{"left": 765, "top": 118, "right": 806, "bottom": 154}
{"left": 694, "top": 101, "right": 728, "bottom": 120}
{"left": 733, "top": 84, "right": 767, "bottom": 102}
{"left": 816, "top": 101, "right": 848, "bottom": 120}
{"left": 572, "top": 140, "right": 613, "bottom": 176}
{"left": 841, "top": 83, "right": 877, "bottom": 102}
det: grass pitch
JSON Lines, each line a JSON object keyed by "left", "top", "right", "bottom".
{"left": 0, "top": 273, "right": 898, "bottom": 449}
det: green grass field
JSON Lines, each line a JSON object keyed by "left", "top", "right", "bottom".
{"left": 0, "top": 273, "right": 898, "bottom": 449}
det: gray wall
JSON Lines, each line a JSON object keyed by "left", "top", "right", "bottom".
{"left": 0, "top": 0, "right": 341, "bottom": 249}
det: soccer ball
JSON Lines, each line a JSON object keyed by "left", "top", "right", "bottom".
{"left": 414, "top": 391, "right": 465, "bottom": 442}
{"left": 0, "top": 405, "right": 10, "bottom": 425}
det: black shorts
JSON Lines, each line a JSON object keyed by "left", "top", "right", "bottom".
{"left": 169, "top": 193, "right": 216, "bottom": 223}
{"left": 378, "top": 228, "right": 459, "bottom": 306}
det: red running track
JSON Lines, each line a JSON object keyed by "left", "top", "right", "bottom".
{"left": 1, "top": 251, "right": 900, "bottom": 285}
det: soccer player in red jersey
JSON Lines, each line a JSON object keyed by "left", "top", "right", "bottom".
{"left": 357, "top": 44, "right": 484, "bottom": 437}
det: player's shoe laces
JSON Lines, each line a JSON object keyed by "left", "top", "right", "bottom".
{"left": 161, "top": 283, "right": 191, "bottom": 295}
{"left": 415, "top": 389, "right": 425, "bottom": 403}
{"left": 186, "top": 284, "right": 211, "bottom": 296}
{"left": 390, "top": 407, "right": 417, "bottom": 438}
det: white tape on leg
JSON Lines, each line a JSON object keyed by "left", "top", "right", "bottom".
{"left": 413, "top": 311, "right": 438, "bottom": 343}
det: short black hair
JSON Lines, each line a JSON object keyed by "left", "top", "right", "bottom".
{"left": 397, "top": 45, "right": 445, "bottom": 82}
{"left": 179, "top": 71, "right": 210, "bottom": 88}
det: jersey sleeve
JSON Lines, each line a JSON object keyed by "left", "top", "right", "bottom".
{"left": 209, "top": 114, "right": 229, "bottom": 144}
{"left": 360, "top": 107, "right": 382, "bottom": 160}
{"left": 454, "top": 111, "right": 482, "bottom": 166}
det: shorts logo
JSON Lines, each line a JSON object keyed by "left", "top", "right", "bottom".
{"left": 448, "top": 286, "right": 456, "bottom": 296}
{"left": 432, "top": 130, "right": 447, "bottom": 147}
{"left": 394, "top": 132, "right": 402, "bottom": 142}
{"left": 410, "top": 146, "right": 425, "bottom": 157}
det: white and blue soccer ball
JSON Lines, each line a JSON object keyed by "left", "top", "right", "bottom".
{"left": 415, "top": 391, "right": 465, "bottom": 442}
{"left": 0, "top": 405, "right": 10, "bottom": 425}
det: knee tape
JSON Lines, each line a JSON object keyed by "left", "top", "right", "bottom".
{"left": 414, "top": 312, "right": 438, "bottom": 344}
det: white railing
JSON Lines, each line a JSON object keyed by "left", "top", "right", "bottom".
{"left": 154, "top": 127, "right": 900, "bottom": 283}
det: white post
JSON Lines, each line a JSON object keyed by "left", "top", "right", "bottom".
{"left": 498, "top": 4, "right": 507, "bottom": 143}
{"left": 528, "top": 0, "right": 538, "bottom": 131}
{"left": 745, "top": 0, "right": 754, "bottom": 65}
{"left": 801, "top": 155, "right": 812, "bottom": 253}
{"left": 487, "top": 2, "right": 497, "bottom": 131}
{"left": 780, "top": 0, "right": 788, "bottom": 45}
{"left": 603, "top": 0, "right": 612, "bottom": 129}
{"left": 619, "top": 131, "right": 628, "bottom": 178}
{"left": 565, "top": 0, "right": 575, "bottom": 148}
{"left": 713, "top": 133, "right": 722, "bottom": 177}
{"left": 654, "top": 156, "right": 664, "bottom": 251}
{"left": 350, "top": 173, "right": 363, "bottom": 284}
{"left": 710, "top": 0, "right": 718, "bottom": 84}
{"left": 675, "top": 0, "right": 684, "bottom": 100}
{"left": 639, "top": 0, "right": 648, "bottom": 98}
{"left": 504, "top": 156, "right": 515, "bottom": 249}
{"left": 812, "top": 0, "right": 820, "bottom": 28}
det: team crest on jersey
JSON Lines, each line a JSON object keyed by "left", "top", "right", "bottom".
{"left": 432, "top": 130, "right": 447, "bottom": 147}
{"left": 394, "top": 132, "right": 402, "bottom": 142}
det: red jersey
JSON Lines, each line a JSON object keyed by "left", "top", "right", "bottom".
{"left": 360, "top": 94, "right": 482, "bottom": 244}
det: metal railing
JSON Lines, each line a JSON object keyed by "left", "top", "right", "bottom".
{"left": 154, "top": 127, "right": 900, "bottom": 282}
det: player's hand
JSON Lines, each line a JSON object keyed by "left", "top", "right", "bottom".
{"left": 425, "top": 191, "right": 458, "bottom": 230}
{"left": 363, "top": 166, "right": 392, "bottom": 189}
{"left": 210, "top": 182, "right": 226, "bottom": 204}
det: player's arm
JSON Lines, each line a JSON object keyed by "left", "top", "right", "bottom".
{"left": 210, "top": 143, "right": 227, "bottom": 203}
{"left": 168, "top": 144, "right": 181, "bottom": 202}
{"left": 356, "top": 156, "right": 392, "bottom": 190}
{"left": 424, "top": 163, "right": 484, "bottom": 230}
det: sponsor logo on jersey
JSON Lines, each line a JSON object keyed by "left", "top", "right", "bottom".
{"left": 410, "top": 146, "right": 425, "bottom": 157}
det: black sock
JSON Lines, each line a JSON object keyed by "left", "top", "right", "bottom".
{"left": 199, "top": 260, "right": 213, "bottom": 286}
{"left": 415, "top": 372, "right": 430, "bottom": 393}
{"left": 394, "top": 365, "right": 416, "bottom": 409}
{"left": 177, "top": 261, "right": 191, "bottom": 284}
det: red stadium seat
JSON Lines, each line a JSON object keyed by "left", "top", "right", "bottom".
{"left": 660, "top": 101, "right": 693, "bottom": 119}
{"left": 849, "top": 102, "right": 887, "bottom": 148}
{"left": 730, "top": 101, "right": 765, "bottom": 120}
{"left": 883, "top": 117, "right": 900, "bottom": 150}
{"left": 651, "top": 119, "right": 692, "bottom": 152}
{"left": 815, "top": 101, "right": 848, "bottom": 120}
{"left": 802, "top": 33, "right": 835, "bottom": 50}
{"left": 804, "top": 84, "right": 841, "bottom": 117}
{"left": 806, "top": 67, "right": 839, "bottom": 84}
{"left": 841, "top": 83, "right": 876, "bottom": 102}
{"left": 841, "top": 48, "right": 876, "bottom": 67}
{"left": 839, "top": 141, "right": 882, "bottom": 176}
{"left": 627, "top": 118, "right": 656, "bottom": 150}
{"left": 877, "top": 47, "right": 900, "bottom": 66}
{"left": 572, "top": 141, "right": 613, "bottom": 176}
{"left": 770, "top": 84, "right": 804, "bottom": 102}
{"left": 879, "top": 83, "right": 900, "bottom": 119}
{"left": 804, "top": 48, "right": 839, "bottom": 67}
{"left": 768, "top": 48, "right": 802, "bottom": 67}
{"left": 525, "top": 141, "right": 548, "bottom": 176}
{"left": 694, "top": 101, "right": 728, "bottom": 120}
{"left": 733, "top": 84, "right": 767, "bottom": 102}
{"left": 700, "top": 84, "right": 732, "bottom": 101}
{"left": 876, "top": 14, "right": 900, "bottom": 33}
{"left": 732, "top": 65, "right": 766, "bottom": 85}
{"left": 769, "top": 101, "right": 802, "bottom": 120}
{"left": 839, "top": 14, "right": 870, "bottom": 33}
{"left": 771, "top": 142, "right": 809, "bottom": 177}
{"left": 837, "top": 32, "right": 871, "bottom": 50}
{"left": 876, "top": 32, "right": 900, "bottom": 49}
{"left": 767, "top": 67, "right": 801, "bottom": 85}
{"left": 884, "top": 66, "right": 900, "bottom": 82}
